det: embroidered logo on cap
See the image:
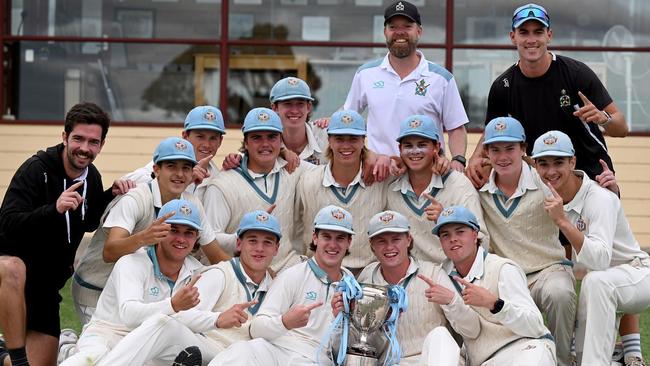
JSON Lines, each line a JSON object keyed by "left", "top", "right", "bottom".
{"left": 204, "top": 111, "right": 216, "bottom": 121}
{"left": 441, "top": 207, "right": 454, "bottom": 216}
{"left": 258, "top": 112, "right": 270, "bottom": 122}
{"left": 179, "top": 205, "right": 192, "bottom": 216}
{"left": 559, "top": 89, "right": 571, "bottom": 107}
{"left": 396, "top": 1, "right": 404, "bottom": 10}
{"left": 409, "top": 119, "right": 422, "bottom": 128}
{"left": 380, "top": 212, "right": 395, "bottom": 224}
{"left": 415, "top": 79, "right": 430, "bottom": 96}
{"left": 175, "top": 141, "right": 187, "bottom": 151}
{"left": 287, "top": 78, "right": 299, "bottom": 86}
{"left": 256, "top": 213, "right": 269, "bottom": 222}
{"left": 543, "top": 134, "right": 558, "bottom": 145}
{"left": 331, "top": 209, "right": 346, "bottom": 221}
{"left": 341, "top": 114, "right": 353, "bottom": 124}
{"left": 494, "top": 120, "right": 507, "bottom": 132}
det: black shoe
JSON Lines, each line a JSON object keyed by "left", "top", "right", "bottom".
{"left": 172, "top": 346, "right": 202, "bottom": 366}
{"left": 0, "top": 338, "right": 8, "bottom": 364}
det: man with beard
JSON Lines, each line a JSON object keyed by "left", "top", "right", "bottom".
{"left": 0, "top": 102, "right": 134, "bottom": 365}
{"left": 340, "top": 0, "right": 469, "bottom": 171}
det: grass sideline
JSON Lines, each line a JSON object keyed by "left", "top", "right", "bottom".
{"left": 58, "top": 279, "right": 650, "bottom": 359}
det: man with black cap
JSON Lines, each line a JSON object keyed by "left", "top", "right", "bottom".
{"left": 340, "top": 0, "right": 469, "bottom": 171}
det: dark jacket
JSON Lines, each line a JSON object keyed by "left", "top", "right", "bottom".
{"left": 0, "top": 143, "right": 113, "bottom": 291}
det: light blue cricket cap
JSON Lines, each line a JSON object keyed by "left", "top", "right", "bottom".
{"left": 432, "top": 205, "right": 480, "bottom": 236}
{"left": 184, "top": 105, "right": 226, "bottom": 134}
{"left": 368, "top": 210, "right": 410, "bottom": 239}
{"left": 236, "top": 210, "right": 282, "bottom": 240}
{"left": 242, "top": 107, "right": 283, "bottom": 134}
{"left": 531, "top": 130, "right": 575, "bottom": 159}
{"left": 327, "top": 110, "right": 366, "bottom": 136}
{"left": 158, "top": 199, "right": 202, "bottom": 231}
{"left": 314, "top": 205, "right": 355, "bottom": 235}
{"left": 396, "top": 114, "right": 440, "bottom": 142}
{"left": 483, "top": 116, "right": 526, "bottom": 145}
{"left": 153, "top": 137, "right": 197, "bottom": 165}
{"left": 270, "top": 77, "right": 314, "bottom": 103}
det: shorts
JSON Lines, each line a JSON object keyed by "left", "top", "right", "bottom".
{"left": 25, "top": 277, "right": 63, "bottom": 338}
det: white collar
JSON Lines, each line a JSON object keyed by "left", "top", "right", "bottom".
{"left": 322, "top": 162, "right": 366, "bottom": 189}
{"left": 443, "top": 247, "right": 486, "bottom": 284}
{"left": 563, "top": 170, "right": 589, "bottom": 215}
{"left": 480, "top": 163, "right": 538, "bottom": 199}
{"left": 390, "top": 172, "right": 443, "bottom": 197}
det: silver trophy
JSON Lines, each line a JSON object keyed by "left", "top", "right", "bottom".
{"left": 345, "top": 283, "right": 390, "bottom": 366}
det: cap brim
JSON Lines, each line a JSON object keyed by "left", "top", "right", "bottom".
{"left": 432, "top": 220, "right": 479, "bottom": 236}
{"left": 368, "top": 227, "right": 409, "bottom": 239}
{"left": 483, "top": 136, "right": 525, "bottom": 145}
{"left": 272, "top": 94, "right": 314, "bottom": 103}
{"left": 314, "top": 223, "right": 355, "bottom": 235}
{"left": 328, "top": 129, "right": 366, "bottom": 136}
{"left": 155, "top": 155, "right": 197, "bottom": 165}
{"left": 237, "top": 226, "right": 282, "bottom": 240}
{"left": 243, "top": 126, "right": 283, "bottom": 134}
{"left": 185, "top": 124, "right": 226, "bottom": 134}
{"left": 513, "top": 17, "right": 549, "bottom": 29}
{"left": 397, "top": 131, "right": 439, "bottom": 142}
{"left": 166, "top": 218, "right": 201, "bottom": 231}
{"left": 531, "top": 150, "right": 574, "bottom": 159}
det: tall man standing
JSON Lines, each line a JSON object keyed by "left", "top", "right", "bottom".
{"left": 342, "top": 0, "right": 469, "bottom": 170}
{"left": 0, "top": 102, "right": 133, "bottom": 366}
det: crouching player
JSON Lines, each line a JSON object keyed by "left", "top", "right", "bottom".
{"left": 97, "top": 209, "right": 280, "bottom": 365}
{"left": 431, "top": 205, "right": 556, "bottom": 366}
{"left": 60, "top": 199, "right": 204, "bottom": 365}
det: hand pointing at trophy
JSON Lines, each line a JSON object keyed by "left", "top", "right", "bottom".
{"left": 281, "top": 301, "right": 324, "bottom": 330}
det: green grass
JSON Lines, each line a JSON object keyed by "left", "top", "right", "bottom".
{"left": 57, "top": 279, "right": 650, "bottom": 359}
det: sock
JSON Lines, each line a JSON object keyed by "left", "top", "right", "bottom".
{"left": 7, "top": 348, "right": 29, "bottom": 366}
{"left": 622, "top": 333, "right": 643, "bottom": 359}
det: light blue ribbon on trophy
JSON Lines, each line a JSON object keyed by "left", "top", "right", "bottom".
{"left": 317, "top": 274, "right": 362, "bottom": 365}
{"left": 382, "top": 285, "right": 408, "bottom": 366}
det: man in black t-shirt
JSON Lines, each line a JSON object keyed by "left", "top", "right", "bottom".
{"left": 465, "top": 4, "right": 639, "bottom": 366}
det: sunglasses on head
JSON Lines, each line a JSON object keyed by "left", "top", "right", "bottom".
{"left": 512, "top": 6, "right": 550, "bottom": 25}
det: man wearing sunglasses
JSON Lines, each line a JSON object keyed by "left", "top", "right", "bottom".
{"left": 466, "top": 4, "right": 640, "bottom": 366}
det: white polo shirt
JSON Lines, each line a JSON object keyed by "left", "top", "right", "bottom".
{"left": 343, "top": 50, "right": 468, "bottom": 156}
{"left": 298, "top": 122, "right": 329, "bottom": 166}
{"left": 565, "top": 171, "right": 649, "bottom": 271}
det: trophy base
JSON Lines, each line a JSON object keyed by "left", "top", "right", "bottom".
{"left": 344, "top": 353, "right": 379, "bottom": 366}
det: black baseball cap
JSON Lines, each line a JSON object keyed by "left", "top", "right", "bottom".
{"left": 384, "top": 1, "right": 421, "bottom": 25}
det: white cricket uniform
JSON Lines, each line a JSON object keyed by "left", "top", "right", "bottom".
{"left": 479, "top": 164, "right": 575, "bottom": 366}
{"left": 72, "top": 180, "right": 215, "bottom": 324}
{"left": 296, "top": 163, "right": 388, "bottom": 271}
{"left": 564, "top": 171, "right": 650, "bottom": 365}
{"left": 442, "top": 247, "right": 556, "bottom": 366}
{"left": 209, "top": 258, "right": 352, "bottom": 366}
{"left": 122, "top": 159, "right": 220, "bottom": 201}
{"left": 61, "top": 247, "right": 202, "bottom": 366}
{"left": 294, "top": 122, "right": 329, "bottom": 166}
{"left": 386, "top": 170, "right": 489, "bottom": 264}
{"left": 98, "top": 258, "right": 273, "bottom": 365}
{"left": 343, "top": 50, "right": 468, "bottom": 156}
{"left": 358, "top": 258, "right": 480, "bottom": 365}
{"left": 203, "top": 157, "right": 314, "bottom": 272}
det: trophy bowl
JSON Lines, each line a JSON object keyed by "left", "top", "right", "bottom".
{"left": 347, "top": 283, "right": 391, "bottom": 360}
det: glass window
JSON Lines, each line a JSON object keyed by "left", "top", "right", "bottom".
{"left": 11, "top": 0, "right": 220, "bottom": 39}
{"left": 228, "top": 0, "right": 444, "bottom": 43}
{"left": 225, "top": 45, "right": 444, "bottom": 124}
{"left": 9, "top": 41, "right": 219, "bottom": 122}
{"left": 454, "top": 0, "right": 650, "bottom": 47}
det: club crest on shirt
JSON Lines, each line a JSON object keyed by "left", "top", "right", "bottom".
{"left": 373, "top": 81, "right": 385, "bottom": 89}
{"left": 415, "top": 79, "right": 430, "bottom": 96}
{"left": 287, "top": 77, "right": 299, "bottom": 86}
{"left": 149, "top": 286, "right": 160, "bottom": 297}
{"left": 175, "top": 141, "right": 187, "bottom": 151}
{"left": 559, "top": 89, "right": 571, "bottom": 107}
{"left": 256, "top": 212, "right": 269, "bottom": 222}
{"left": 576, "top": 217, "right": 587, "bottom": 232}
{"left": 204, "top": 111, "right": 216, "bottom": 121}
{"left": 258, "top": 112, "right": 270, "bottom": 122}
{"left": 340, "top": 114, "right": 353, "bottom": 125}
{"left": 543, "top": 134, "right": 558, "bottom": 145}
{"left": 502, "top": 77, "right": 510, "bottom": 88}
{"left": 409, "top": 118, "right": 422, "bottom": 129}
{"left": 331, "top": 209, "right": 346, "bottom": 221}
{"left": 179, "top": 205, "right": 192, "bottom": 216}
{"left": 305, "top": 291, "right": 317, "bottom": 300}
{"left": 380, "top": 212, "right": 394, "bottom": 224}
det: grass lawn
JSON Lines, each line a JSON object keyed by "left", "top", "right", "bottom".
{"left": 58, "top": 279, "right": 650, "bottom": 359}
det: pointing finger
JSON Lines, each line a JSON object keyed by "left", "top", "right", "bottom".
{"left": 305, "top": 301, "right": 324, "bottom": 311}
{"left": 422, "top": 193, "right": 439, "bottom": 204}
{"left": 187, "top": 274, "right": 202, "bottom": 288}
{"left": 154, "top": 211, "right": 176, "bottom": 225}
{"left": 578, "top": 91, "right": 592, "bottom": 106}
{"left": 198, "top": 155, "right": 213, "bottom": 169}
{"left": 417, "top": 273, "right": 436, "bottom": 287}
{"left": 66, "top": 181, "right": 85, "bottom": 192}
{"left": 545, "top": 182, "right": 561, "bottom": 199}
{"left": 266, "top": 204, "right": 277, "bottom": 214}
{"left": 453, "top": 276, "right": 473, "bottom": 288}
{"left": 237, "top": 299, "right": 258, "bottom": 309}
{"left": 599, "top": 159, "right": 610, "bottom": 173}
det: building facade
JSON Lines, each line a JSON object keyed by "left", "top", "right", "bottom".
{"left": 2, "top": 0, "right": 650, "bottom": 132}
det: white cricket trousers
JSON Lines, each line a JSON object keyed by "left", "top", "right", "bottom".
{"left": 528, "top": 264, "right": 576, "bottom": 366}
{"left": 208, "top": 338, "right": 328, "bottom": 366}
{"left": 58, "top": 323, "right": 128, "bottom": 366}
{"left": 480, "top": 338, "right": 556, "bottom": 366}
{"left": 97, "top": 313, "right": 223, "bottom": 366}
{"left": 419, "top": 326, "right": 460, "bottom": 366}
{"left": 576, "top": 259, "right": 650, "bottom": 366}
